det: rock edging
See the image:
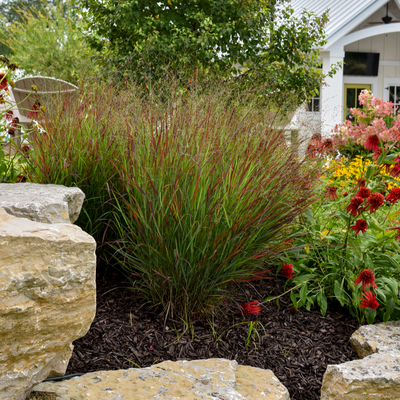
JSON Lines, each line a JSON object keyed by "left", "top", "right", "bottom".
{"left": 32, "top": 358, "right": 290, "bottom": 400}
{"left": 321, "top": 321, "right": 400, "bottom": 399}
{"left": 0, "top": 182, "right": 85, "bottom": 224}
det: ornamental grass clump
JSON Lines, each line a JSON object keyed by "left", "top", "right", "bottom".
{"left": 110, "top": 83, "right": 319, "bottom": 321}
{"left": 24, "top": 83, "right": 126, "bottom": 244}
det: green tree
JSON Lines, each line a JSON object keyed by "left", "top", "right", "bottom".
{"left": 79, "top": 0, "right": 271, "bottom": 80}
{"left": 0, "top": 0, "right": 96, "bottom": 82}
{"left": 79, "top": 0, "right": 339, "bottom": 107}
{"left": 235, "top": 3, "right": 341, "bottom": 107}
{"left": 0, "top": 0, "right": 59, "bottom": 56}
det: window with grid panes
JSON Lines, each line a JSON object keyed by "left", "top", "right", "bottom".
{"left": 306, "top": 88, "right": 320, "bottom": 112}
{"left": 388, "top": 86, "right": 400, "bottom": 114}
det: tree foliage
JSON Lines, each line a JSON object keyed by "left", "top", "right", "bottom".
{"left": 78, "top": 0, "right": 338, "bottom": 107}
{"left": 0, "top": 0, "right": 60, "bottom": 56}
{"left": 0, "top": 0, "right": 96, "bottom": 82}
{"left": 80, "top": 0, "right": 271, "bottom": 72}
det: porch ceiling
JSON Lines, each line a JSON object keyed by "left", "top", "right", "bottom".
{"left": 291, "top": 0, "right": 394, "bottom": 48}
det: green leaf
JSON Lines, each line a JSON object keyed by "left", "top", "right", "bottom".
{"left": 317, "top": 291, "right": 327, "bottom": 316}
{"left": 299, "top": 283, "right": 308, "bottom": 303}
{"left": 383, "top": 297, "right": 395, "bottom": 322}
{"left": 366, "top": 164, "right": 375, "bottom": 180}
{"left": 334, "top": 280, "right": 346, "bottom": 307}
{"left": 365, "top": 308, "right": 377, "bottom": 325}
{"left": 290, "top": 290, "right": 297, "bottom": 307}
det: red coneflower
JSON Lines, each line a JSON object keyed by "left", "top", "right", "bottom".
{"left": 360, "top": 290, "right": 379, "bottom": 310}
{"left": 366, "top": 192, "right": 384, "bottom": 213}
{"left": 390, "top": 225, "right": 400, "bottom": 241}
{"left": 240, "top": 301, "right": 261, "bottom": 315}
{"left": 0, "top": 73, "right": 7, "bottom": 91}
{"left": 356, "top": 187, "right": 370, "bottom": 199}
{"left": 386, "top": 187, "right": 400, "bottom": 205}
{"left": 390, "top": 157, "right": 400, "bottom": 177}
{"left": 364, "top": 134, "right": 380, "bottom": 152}
{"left": 282, "top": 263, "right": 295, "bottom": 280}
{"left": 372, "top": 147, "right": 382, "bottom": 160}
{"left": 4, "top": 110, "right": 13, "bottom": 120}
{"left": 355, "top": 269, "right": 378, "bottom": 291}
{"left": 346, "top": 196, "right": 364, "bottom": 217}
{"left": 323, "top": 138, "right": 334, "bottom": 153}
{"left": 306, "top": 144, "right": 317, "bottom": 158}
{"left": 326, "top": 186, "right": 338, "bottom": 200}
{"left": 342, "top": 191, "right": 349, "bottom": 197}
{"left": 21, "top": 145, "right": 30, "bottom": 156}
{"left": 350, "top": 219, "right": 368, "bottom": 236}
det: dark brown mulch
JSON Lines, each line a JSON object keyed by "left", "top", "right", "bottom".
{"left": 66, "top": 267, "right": 360, "bottom": 400}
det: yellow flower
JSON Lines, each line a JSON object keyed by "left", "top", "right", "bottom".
{"left": 304, "top": 246, "right": 310, "bottom": 254}
{"left": 40, "top": 106, "right": 46, "bottom": 113}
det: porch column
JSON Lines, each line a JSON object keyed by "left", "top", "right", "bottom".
{"left": 320, "top": 48, "right": 344, "bottom": 137}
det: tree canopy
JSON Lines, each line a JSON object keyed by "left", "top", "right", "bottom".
{"left": 0, "top": 0, "right": 96, "bottom": 82}
{"left": 78, "top": 0, "right": 337, "bottom": 107}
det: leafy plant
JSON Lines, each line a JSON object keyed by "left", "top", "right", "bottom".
{"left": 0, "top": 0, "right": 97, "bottom": 82}
{"left": 283, "top": 90, "right": 400, "bottom": 324}
{"left": 0, "top": 57, "right": 33, "bottom": 182}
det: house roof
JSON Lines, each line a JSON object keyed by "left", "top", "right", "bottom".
{"left": 290, "top": 0, "right": 395, "bottom": 48}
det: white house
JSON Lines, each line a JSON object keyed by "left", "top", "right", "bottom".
{"left": 290, "top": 0, "right": 400, "bottom": 138}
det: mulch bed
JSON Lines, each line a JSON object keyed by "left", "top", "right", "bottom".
{"left": 66, "top": 266, "right": 360, "bottom": 399}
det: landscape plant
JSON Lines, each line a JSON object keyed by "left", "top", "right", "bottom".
{"left": 78, "top": 0, "right": 339, "bottom": 108}
{"left": 282, "top": 90, "right": 400, "bottom": 324}
{"left": 0, "top": 56, "right": 33, "bottom": 182}
{"left": 109, "top": 82, "right": 320, "bottom": 323}
{"left": 24, "top": 81, "right": 125, "bottom": 245}
{"left": 0, "top": 0, "right": 97, "bottom": 82}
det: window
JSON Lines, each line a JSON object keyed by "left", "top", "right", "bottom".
{"left": 389, "top": 86, "right": 400, "bottom": 114}
{"left": 344, "top": 84, "right": 371, "bottom": 120}
{"left": 307, "top": 88, "right": 320, "bottom": 112}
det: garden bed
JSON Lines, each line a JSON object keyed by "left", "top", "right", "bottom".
{"left": 66, "top": 266, "right": 360, "bottom": 399}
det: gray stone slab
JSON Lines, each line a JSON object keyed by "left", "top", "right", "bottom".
{"left": 350, "top": 321, "right": 400, "bottom": 359}
{"left": 0, "top": 183, "right": 84, "bottom": 224}
{"left": 321, "top": 351, "right": 400, "bottom": 400}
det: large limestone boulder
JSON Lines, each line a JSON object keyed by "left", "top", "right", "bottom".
{"left": 350, "top": 321, "right": 400, "bottom": 359}
{"left": 0, "top": 207, "right": 96, "bottom": 400}
{"left": 320, "top": 351, "right": 400, "bottom": 400}
{"left": 0, "top": 182, "right": 84, "bottom": 224}
{"left": 32, "top": 358, "right": 290, "bottom": 399}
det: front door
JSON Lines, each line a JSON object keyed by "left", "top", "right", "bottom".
{"left": 344, "top": 84, "right": 371, "bottom": 121}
